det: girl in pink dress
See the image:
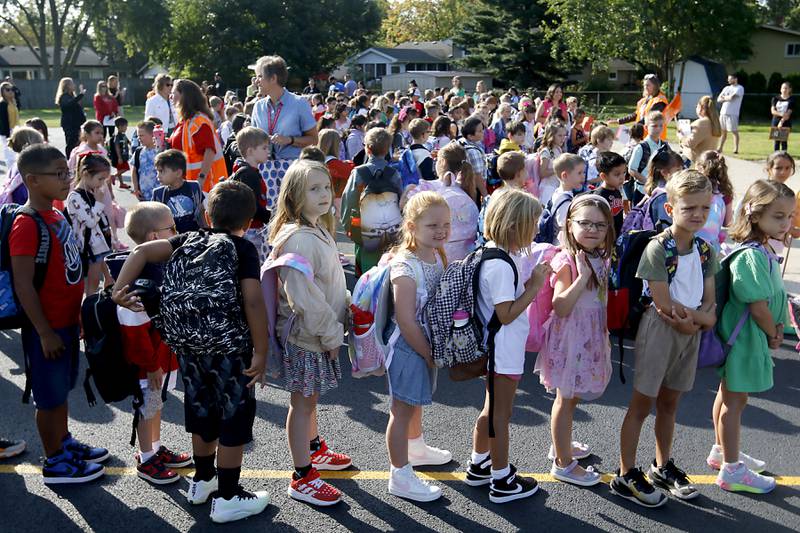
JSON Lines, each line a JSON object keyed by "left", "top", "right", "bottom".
{"left": 534, "top": 194, "right": 614, "bottom": 487}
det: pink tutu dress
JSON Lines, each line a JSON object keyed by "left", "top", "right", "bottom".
{"left": 534, "top": 251, "right": 612, "bottom": 400}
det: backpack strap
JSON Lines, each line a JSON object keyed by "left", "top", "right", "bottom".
{"left": 153, "top": 186, "right": 167, "bottom": 205}
{"left": 133, "top": 146, "right": 143, "bottom": 170}
{"left": 655, "top": 229, "right": 680, "bottom": 284}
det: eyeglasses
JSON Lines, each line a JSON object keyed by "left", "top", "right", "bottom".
{"left": 155, "top": 224, "right": 177, "bottom": 234}
{"left": 572, "top": 220, "right": 609, "bottom": 232}
{"left": 36, "top": 169, "right": 72, "bottom": 181}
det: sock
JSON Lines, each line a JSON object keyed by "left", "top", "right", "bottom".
{"left": 294, "top": 464, "right": 312, "bottom": 480}
{"left": 471, "top": 450, "right": 490, "bottom": 465}
{"left": 491, "top": 465, "right": 510, "bottom": 480}
{"left": 193, "top": 453, "right": 216, "bottom": 482}
{"left": 390, "top": 463, "right": 409, "bottom": 475}
{"left": 152, "top": 440, "right": 162, "bottom": 452}
{"left": 139, "top": 449, "right": 156, "bottom": 463}
{"left": 217, "top": 467, "right": 241, "bottom": 500}
{"left": 712, "top": 444, "right": 722, "bottom": 452}
{"left": 723, "top": 461, "right": 742, "bottom": 472}
{"left": 310, "top": 436, "right": 321, "bottom": 453}
{"left": 408, "top": 435, "right": 425, "bottom": 446}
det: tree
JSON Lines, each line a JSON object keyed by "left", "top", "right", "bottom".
{"left": 545, "top": 0, "right": 759, "bottom": 92}
{"left": 454, "top": 0, "right": 567, "bottom": 88}
{"left": 379, "top": 0, "right": 479, "bottom": 46}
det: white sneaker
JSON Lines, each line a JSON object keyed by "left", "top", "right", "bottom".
{"left": 706, "top": 444, "right": 766, "bottom": 473}
{"left": 186, "top": 476, "right": 218, "bottom": 505}
{"left": 210, "top": 489, "right": 270, "bottom": 523}
{"left": 408, "top": 438, "right": 453, "bottom": 467}
{"left": 547, "top": 441, "right": 591, "bottom": 461}
{"left": 388, "top": 463, "right": 442, "bottom": 502}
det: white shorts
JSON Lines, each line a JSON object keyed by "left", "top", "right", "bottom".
{"left": 137, "top": 370, "right": 178, "bottom": 419}
{"left": 720, "top": 114, "right": 739, "bottom": 132}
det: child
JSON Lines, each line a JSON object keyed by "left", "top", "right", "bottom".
{"left": 535, "top": 194, "right": 615, "bottom": 487}
{"left": 24, "top": 117, "right": 49, "bottom": 143}
{"left": 11, "top": 144, "right": 108, "bottom": 484}
{"left": 109, "top": 116, "right": 131, "bottom": 188}
{"left": 466, "top": 187, "right": 551, "bottom": 503}
{"left": 623, "top": 123, "right": 645, "bottom": 164}
{"left": 341, "top": 127, "right": 404, "bottom": 274}
{"left": 709, "top": 179, "right": 792, "bottom": 494}
{"left": 424, "top": 100, "right": 441, "bottom": 123}
{"left": 230, "top": 127, "right": 271, "bottom": 262}
{"left": 386, "top": 192, "right": 454, "bottom": 502}
{"left": 429, "top": 116, "right": 453, "bottom": 152}
{"left": 491, "top": 103, "right": 513, "bottom": 142}
{"left": 612, "top": 170, "right": 719, "bottom": 508}
{"left": 112, "top": 180, "right": 269, "bottom": 523}
{"left": 268, "top": 160, "right": 351, "bottom": 506}
{"left": 319, "top": 128, "right": 355, "bottom": 220}
{"left": 595, "top": 151, "right": 627, "bottom": 236}
{"left": 152, "top": 149, "right": 205, "bottom": 233}
{"left": 345, "top": 115, "right": 367, "bottom": 161}
{"left": 567, "top": 108, "right": 588, "bottom": 154}
{"left": 765, "top": 150, "right": 795, "bottom": 184}
{"left": 0, "top": 80, "right": 19, "bottom": 168}
{"left": 627, "top": 111, "right": 667, "bottom": 203}
{"left": 408, "top": 118, "right": 436, "bottom": 181}
{"left": 578, "top": 125, "right": 615, "bottom": 191}
{"left": 66, "top": 152, "right": 114, "bottom": 295}
{"left": 498, "top": 121, "right": 527, "bottom": 154}
{"left": 549, "top": 153, "right": 586, "bottom": 246}
{"left": 477, "top": 151, "right": 530, "bottom": 247}
{"left": 218, "top": 106, "right": 238, "bottom": 145}
{"left": 537, "top": 122, "right": 567, "bottom": 206}
{"left": 695, "top": 150, "right": 734, "bottom": 252}
{"left": 107, "top": 202, "right": 191, "bottom": 485}
{"left": 630, "top": 148, "right": 684, "bottom": 230}
{"left": 0, "top": 127, "right": 44, "bottom": 205}
{"left": 131, "top": 121, "right": 160, "bottom": 201}
{"left": 209, "top": 96, "right": 224, "bottom": 130}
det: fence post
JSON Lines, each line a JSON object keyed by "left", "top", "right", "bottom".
{"left": 596, "top": 91, "right": 600, "bottom": 108}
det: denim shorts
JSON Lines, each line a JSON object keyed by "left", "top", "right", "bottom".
{"left": 386, "top": 331, "right": 437, "bottom": 406}
{"left": 22, "top": 325, "right": 80, "bottom": 410}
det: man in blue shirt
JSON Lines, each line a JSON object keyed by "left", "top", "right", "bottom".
{"left": 327, "top": 76, "right": 345, "bottom": 96}
{"left": 343, "top": 75, "right": 357, "bottom": 97}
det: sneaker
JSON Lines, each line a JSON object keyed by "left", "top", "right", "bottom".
{"left": 465, "top": 456, "right": 493, "bottom": 487}
{"left": 155, "top": 446, "right": 193, "bottom": 468}
{"left": 388, "top": 463, "right": 442, "bottom": 502}
{"left": 42, "top": 450, "right": 105, "bottom": 485}
{"left": 706, "top": 444, "right": 766, "bottom": 473}
{"left": 551, "top": 459, "right": 602, "bottom": 487}
{"left": 547, "top": 441, "right": 592, "bottom": 461}
{"left": 310, "top": 440, "right": 352, "bottom": 471}
{"left": 648, "top": 459, "right": 699, "bottom": 500}
{"left": 408, "top": 439, "right": 452, "bottom": 467}
{"left": 0, "top": 437, "right": 25, "bottom": 459}
{"left": 62, "top": 433, "right": 109, "bottom": 464}
{"left": 210, "top": 486, "right": 270, "bottom": 523}
{"left": 489, "top": 464, "right": 539, "bottom": 504}
{"left": 187, "top": 476, "right": 218, "bottom": 505}
{"left": 610, "top": 467, "right": 668, "bottom": 508}
{"left": 136, "top": 453, "right": 179, "bottom": 485}
{"left": 288, "top": 467, "right": 342, "bottom": 506}
{"left": 716, "top": 462, "right": 776, "bottom": 494}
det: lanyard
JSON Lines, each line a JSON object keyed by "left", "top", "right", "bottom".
{"left": 267, "top": 101, "right": 283, "bottom": 135}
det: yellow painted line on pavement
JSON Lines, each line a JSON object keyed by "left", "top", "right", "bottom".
{"left": 1, "top": 465, "right": 799, "bottom": 485}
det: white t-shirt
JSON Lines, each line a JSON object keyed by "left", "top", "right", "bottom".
{"left": 477, "top": 244, "right": 529, "bottom": 374}
{"left": 719, "top": 84, "right": 744, "bottom": 117}
{"left": 642, "top": 245, "right": 704, "bottom": 309}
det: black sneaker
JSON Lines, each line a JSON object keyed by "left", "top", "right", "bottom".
{"left": 648, "top": 459, "right": 699, "bottom": 500}
{"left": 610, "top": 467, "right": 668, "bottom": 508}
{"left": 489, "top": 464, "right": 538, "bottom": 504}
{"left": 465, "top": 456, "right": 492, "bottom": 486}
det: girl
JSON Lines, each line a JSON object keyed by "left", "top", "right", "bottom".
{"left": 520, "top": 103, "right": 537, "bottom": 153}
{"left": 66, "top": 153, "right": 114, "bottom": 295}
{"left": 535, "top": 195, "right": 615, "bottom": 487}
{"left": 491, "top": 103, "right": 513, "bottom": 143}
{"left": 770, "top": 82, "right": 794, "bottom": 152}
{"left": 709, "top": 179, "right": 793, "bottom": 494}
{"left": 318, "top": 128, "right": 355, "bottom": 216}
{"left": 389, "top": 107, "right": 416, "bottom": 157}
{"left": 431, "top": 143, "right": 480, "bottom": 260}
{"left": 345, "top": 115, "right": 367, "bottom": 161}
{"left": 0, "top": 81, "right": 19, "bottom": 169}
{"left": 24, "top": 117, "right": 49, "bottom": 143}
{"left": 466, "top": 188, "right": 551, "bottom": 504}
{"left": 333, "top": 103, "right": 350, "bottom": 133}
{"left": 268, "top": 160, "right": 351, "bottom": 507}
{"left": 567, "top": 109, "right": 588, "bottom": 154}
{"left": 537, "top": 122, "right": 567, "bottom": 206}
{"left": 765, "top": 150, "right": 795, "bottom": 184}
{"left": 429, "top": 116, "right": 453, "bottom": 152}
{"left": 624, "top": 147, "right": 683, "bottom": 224}
{"left": 311, "top": 94, "right": 326, "bottom": 120}
{"left": 386, "top": 192, "right": 454, "bottom": 502}
{"left": 695, "top": 150, "right": 734, "bottom": 252}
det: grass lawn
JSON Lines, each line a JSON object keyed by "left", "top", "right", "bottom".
{"left": 19, "top": 106, "right": 146, "bottom": 129}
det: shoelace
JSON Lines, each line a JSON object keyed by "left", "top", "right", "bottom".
{"left": 664, "top": 461, "right": 691, "bottom": 484}
{"left": 234, "top": 486, "right": 257, "bottom": 500}
{"left": 628, "top": 468, "right": 652, "bottom": 491}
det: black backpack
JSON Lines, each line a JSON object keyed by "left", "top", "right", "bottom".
{"left": 535, "top": 193, "right": 573, "bottom": 244}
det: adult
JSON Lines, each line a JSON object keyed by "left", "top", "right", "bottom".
{"left": 55, "top": 77, "right": 87, "bottom": 157}
{"left": 534, "top": 83, "right": 567, "bottom": 125}
{"left": 343, "top": 74, "right": 357, "bottom": 97}
{"left": 144, "top": 74, "right": 178, "bottom": 134}
{"left": 449, "top": 76, "right": 466, "bottom": 98}
{"left": 3, "top": 76, "right": 21, "bottom": 108}
{"left": 302, "top": 77, "right": 319, "bottom": 95}
{"left": 717, "top": 74, "right": 744, "bottom": 154}
{"left": 246, "top": 76, "right": 259, "bottom": 100}
{"left": 0, "top": 81, "right": 19, "bottom": 167}
{"left": 612, "top": 74, "right": 669, "bottom": 140}
{"left": 107, "top": 75, "right": 125, "bottom": 109}
{"left": 328, "top": 76, "right": 344, "bottom": 96}
{"left": 93, "top": 80, "right": 119, "bottom": 140}
{"left": 473, "top": 80, "right": 487, "bottom": 101}
{"left": 211, "top": 73, "right": 226, "bottom": 97}
{"left": 169, "top": 78, "right": 228, "bottom": 191}
{"left": 679, "top": 96, "right": 721, "bottom": 163}
{"left": 771, "top": 81, "right": 794, "bottom": 152}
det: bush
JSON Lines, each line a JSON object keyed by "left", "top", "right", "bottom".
{"left": 785, "top": 73, "right": 800, "bottom": 91}
{"left": 748, "top": 71, "right": 767, "bottom": 93}
{"left": 734, "top": 70, "right": 748, "bottom": 88}
{"left": 768, "top": 72, "right": 784, "bottom": 94}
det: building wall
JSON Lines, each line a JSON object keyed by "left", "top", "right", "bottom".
{"left": 380, "top": 73, "right": 492, "bottom": 92}
{"left": 735, "top": 28, "right": 800, "bottom": 76}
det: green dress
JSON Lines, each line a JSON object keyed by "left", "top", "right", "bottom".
{"left": 718, "top": 248, "right": 785, "bottom": 393}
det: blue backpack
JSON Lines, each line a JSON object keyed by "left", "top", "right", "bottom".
{"left": 535, "top": 193, "right": 573, "bottom": 244}
{"left": 390, "top": 149, "right": 421, "bottom": 189}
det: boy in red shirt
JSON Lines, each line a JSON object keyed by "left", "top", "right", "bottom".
{"left": 10, "top": 144, "right": 108, "bottom": 484}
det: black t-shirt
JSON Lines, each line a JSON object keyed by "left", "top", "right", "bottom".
{"left": 597, "top": 186, "right": 624, "bottom": 237}
{"left": 156, "top": 181, "right": 202, "bottom": 233}
{"left": 772, "top": 95, "right": 795, "bottom": 127}
{"left": 168, "top": 230, "right": 260, "bottom": 280}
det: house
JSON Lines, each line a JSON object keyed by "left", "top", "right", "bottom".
{"left": 380, "top": 71, "right": 492, "bottom": 93}
{"left": 137, "top": 62, "right": 169, "bottom": 79}
{"left": 733, "top": 25, "right": 800, "bottom": 77}
{"left": 568, "top": 59, "right": 640, "bottom": 89}
{"left": 0, "top": 45, "right": 108, "bottom": 80}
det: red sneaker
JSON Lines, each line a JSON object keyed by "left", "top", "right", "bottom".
{"left": 287, "top": 467, "right": 342, "bottom": 506}
{"left": 310, "top": 440, "right": 352, "bottom": 471}
{"left": 136, "top": 453, "right": 179, "bottom": 485}
{"left": 155, "top": 446, "right": 192, "bottom": 468}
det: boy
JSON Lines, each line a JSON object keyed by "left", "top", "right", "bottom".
{"left": 131, "top": 120, "right": 160, "bottom": 201}
{"left": 10, "top": 144, "right": 108, "bottom": 484}
{"left": 611, "top": 170, "right": 718, "bottom": 508}
{"left": 623, "top": 123, "right": 645, "bottom": 164}
{"left": 498, "top": 121, "right": 527, "bottom": 154}
{"left": 152, "top": 149, "right": 205, "bottom": 233}
{"left": 628, "top": 111, "right": 666, "bottom": 196}
{"left": 112, "top": 181, "right": 269, "bottom": 523}
{"left": 111, "top": 116, "right": 131, "bottom": 189}
{"left": 209, "top": 96, "right": 224, "bottom": 130}
{"left": 408, "top": 118, "right": 435, "bottom": 181}
{"left": 459, "top": 116, "right": 490, "bottom": 188}
{"left": 424, "top": 100, "right": 441, "bottom": 123}
{"left": 596, "top": 151, "right": 628, "bottom": 236}
{"left": 578, "top": 125, "right": 615, "bottom": 189}
{"left": 219, "top": 106, "right": 238, "bottom": 145}
{"left": 340, "top": 127, "right": 404, "bottom": 275}
{"left": 230, "top": 127, "right": 271, "bottom": 262}
{"left": 550, "top": 153, "right": 585, "bottom": 245}
{"left": 106, "top": 202, "right": 191, "bottom": 485}
{"left": 477, "top": 151, "right": 527, "bottom": 246}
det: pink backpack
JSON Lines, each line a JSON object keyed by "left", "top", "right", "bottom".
{"left": 524, "top": 153, "right": 540, "bottom": 198}
{"left": 519, "top": 243, "right": 559, "bottom": 352}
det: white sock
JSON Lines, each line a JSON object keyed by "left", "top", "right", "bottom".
{"left": 712, "top": 444, "right": 722, "bottom": 452}
{"left": 391, "top": 463, "right": 409, "bottom": 475}
{"left": 490, "top": 465, "right": 510, "bottom": 480}
{"left": 152, "top": 440, "right": 162, "bottom": 451}
{"left": 139, "top": 449, "right": 156, "bottom": 462}
{"left": 722, "top": 461, "right": 742, "bottom": 472}
{"left": 471, "top": 450, "right": 490, "bottom": 464}
{"left": 408, "top": 435, "right": 425, "bottom": 446}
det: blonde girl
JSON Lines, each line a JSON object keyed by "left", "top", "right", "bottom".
{"left": 385, "top": 192, "right": 453, "bottom": 502}
{"left": 538, "top": 122, "right": 568, "bottom": 206}
{"left": 467, "top": 188, "right": 551, "bottom": 504}
{"left": 268, "top": 159, "right": 351, "bottom": 507}
{"left": 695, "top": 150, "right": 734, "bottom": 251}
{"left": 710, "top": 179, "right": 794, "bottom": 494}
{"left": 535, "top": 195, "right": 615, "bottom": 487}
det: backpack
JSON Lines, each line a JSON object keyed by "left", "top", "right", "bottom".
{"left": 159, "top": 231, "right": 253, "bottom": 357}
{"left": 131, "top": 145, "right": 143, "bottom": 172}
{"left": 535, "top": 192, "right": 573, "bottom": 244}
{"left": 390, "top": 149, "right": 421, "bottom": 189}
{"left": 521, "top": 244, "right": 561, "bottom": 352}
{"left": 486, "top": 151, "right": 503, "bottom": 193}
{"left": 619, "top": 189, "right": 669, "bottom": 234}
{"left": 344, "top": 167, "right": 403, "bottom": 253}
{"left": 408, "top": 180, "right": 479, "bottom": 262}
{"left": 634, "top": 139, "right": 665, "bottom": 174}
{"left": 106, "top": 137, "right": 119, "bottom": 167}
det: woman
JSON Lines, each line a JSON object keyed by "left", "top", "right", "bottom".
{"left": 449, "top": 76, "right": 465, "bottom": 98}
{"left": 612, "top": 74, "right": 669, "bottom": 140}
{"left": 473, "top": 80, "right": 487, "bottom": 101}
{"left": 144, "top": 73, "right": 178, "bottom": 134}
{"left": 771, "top": 81, "right": 794, "bottom": 151}
{"left": 93, "top": 80, "right": 119, "bottom": 140}
{"left": 0, "top": 81, "right": 20, "bottom": 168}
{"left": 679, "top": 95, "right": 722, "bottom": 163}
{"left": 107, "top": 75, "right": 125, "bottom": 110}
{"left": 169, "top": 78, "right": 228, "bottom": 192}
{"left": 55, "top": 77, "right": 87, "bottom": 157}
{"left": 534, "top": 84, "right": 567, "bottom": 126}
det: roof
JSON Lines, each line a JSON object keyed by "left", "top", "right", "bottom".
{"left": 367, "top": 47, "right": 447, "bottom": 63}
{"left": 758, "top": 24, "right": 800, "bottom": 37}
{"left": 395, "top": 39, "right": 457, "bottom": 57}
{"left": 382, "top": 70, "right": 489, "bottom": 78}
{"left": 609, "top": 59, "right": 637, "bottom": 71}
{"left": 0, "top": 45, "right": 107, "bottom": 68}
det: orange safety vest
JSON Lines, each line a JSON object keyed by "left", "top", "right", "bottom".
{"left": 635, "top": 93, "right": 670, "bottom": 140}
{"left": 181, "top": 113, "right": 229, "bottom": 192}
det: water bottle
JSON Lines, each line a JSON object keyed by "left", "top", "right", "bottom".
{"left": 453, "top": 309, "right": 470, "bottom": 328}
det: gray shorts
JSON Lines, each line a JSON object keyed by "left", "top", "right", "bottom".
{"left": 720, "top": 114, "right": 739, "bottom": 132}
{"left": 633, "top": 307, "right": 700, "bottom": 397}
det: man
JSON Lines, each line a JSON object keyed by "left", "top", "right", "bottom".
{"left": 212, "top": 73, "right": 226, "bottom": 98}
{"left": 717, "top": 74, "right": 744, "bottom": 154}
{"left": 302, "top": 78, "right": 318, "bottom": 95}
{"left": 327, "top": 76, "right": 344, "bottom": 96}
{"left": 344, "top": 74, "right": 357, "bottom": 97}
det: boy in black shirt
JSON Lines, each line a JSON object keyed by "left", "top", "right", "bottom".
{"left": 152, "top": 149, "right": 206, "bottom": 233}
{"left": 596, "top": 151, "right": 627, "bottom": 237}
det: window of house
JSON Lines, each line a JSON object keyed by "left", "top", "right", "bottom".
{"left": 377, "top": 63, "right": 387, "bottom": 77}
{"left": 391, "top": 65, "right": 401, "bottom": 74}
{"left": 364, "top": 63, "right": 375, "bottom": 80}
{"left": 786, "top": 43, "right": 800, "bottom": 57}
{"left": 78, "top": 70, "right": 92, "bottom": 79}
{"left": 407, "top": 63, "right": 417, "bottom": 71}
{"left": 608, "top": 71, "right": 618, "bottom": 81}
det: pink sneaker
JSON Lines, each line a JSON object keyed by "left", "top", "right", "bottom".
{"left": 716, "top": 462, "right": 775, "bottom": 494}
